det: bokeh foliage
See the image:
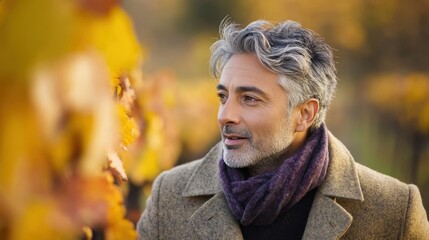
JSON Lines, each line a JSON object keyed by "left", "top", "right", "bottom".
{"left": 0, "top": 0, "right": 177, "bottom": 239}
{"left": 124, "top": 0, "right": 429, "bottom": 211}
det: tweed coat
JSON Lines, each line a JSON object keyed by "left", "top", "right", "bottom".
{"left": 137, "top": 132, "right": 429, "bottom": 239}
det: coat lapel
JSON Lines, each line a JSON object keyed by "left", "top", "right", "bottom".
{"left": 302, "top": 193, "right": 353, "bottom": 239}
{"left": 189, "top": 192, "right": 243, "bottom": 240}
{"left": 303, "top": 132, "right": 364, "bottom": 240}
{"left": 181, "top": 144, "right": 243, "bottom": 239}
{"left": 182, "top": 143, "right": 223, "bottom": 197}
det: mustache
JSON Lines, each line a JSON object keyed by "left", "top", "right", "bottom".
{"left": 222, "top": 125, "right": 252, "bottom": 139}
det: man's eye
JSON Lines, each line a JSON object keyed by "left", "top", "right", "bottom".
{"left": 243, "top": 96, "right": 258, "bottom": 103}
{"left": 217, "top": 93, "right": 227, "bottom": 104}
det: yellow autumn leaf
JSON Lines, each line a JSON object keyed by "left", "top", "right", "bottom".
{"left": 9, "top": 201, "right": 75, "bottom": 240}
{"left": 82, "top": 226, "right": 93, "bottom": 240}
{"left": 76, "top": 6, "right": 142, "bottom": 86}
{"left": 30, "top": 53, "right": 119, "bottom": 177}
{"left": 105, "top": 217, "right": 137, "bottom": 240}
{"left": 0, "top": 99, "right": 52, "bottom": 213}
{"left": 127, "top": 111, "right": 164, "bottom": 184}
{"left": 107, "top": 150, "right": 128, "bottom": 182}
{"left": 131, "top": 147, "right": 161, "bottom": 184}
{"left": 0, "top": 0, "right": 75, "bottom": 80}
{"left": 117, "top": 104, "right": 140, "bottom": 146}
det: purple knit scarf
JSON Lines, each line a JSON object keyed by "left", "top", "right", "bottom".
{"left": 219, "top": 124, "right": 329, "bottom": 226}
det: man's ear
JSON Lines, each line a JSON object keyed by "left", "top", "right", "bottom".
{"left": 295, "top": 99, "right": 319, "bottom": 132}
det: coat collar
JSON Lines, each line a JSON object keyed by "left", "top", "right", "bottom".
{"left": 319, "top": 132, "right": 364, "bottom": 201}
{"left": 183, "top": 131, "right": 364, "bottom": 239}
{"left": 182, "top": 144, "right": 242, "bottom": 239}
{"left": 302, "top": 132, "right": 364, "bottom": 239}
{"left": 189, "top": 192, "right": 243, "bottom": 240}
{"left": 182, "top": 143, "right": 223, "bottom": 197}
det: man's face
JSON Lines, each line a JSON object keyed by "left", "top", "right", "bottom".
{"left": 217, "top": 54, "right": 296, "bottom": 169}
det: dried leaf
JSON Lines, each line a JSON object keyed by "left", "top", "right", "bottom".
{"left": 107, "top": 151, "right": 128, "bottom": 182}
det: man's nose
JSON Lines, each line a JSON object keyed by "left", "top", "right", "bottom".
{"left": 218, "top": 99, "right": 240, "bottom": 125}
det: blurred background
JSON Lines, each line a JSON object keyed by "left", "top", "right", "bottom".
{"left": 0, "top": 0, "right": 428, "bottom": 239}
{"left": 122, "top": 0, "right": 429, "bottom": 216}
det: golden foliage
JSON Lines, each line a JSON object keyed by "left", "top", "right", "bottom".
{"left": 125, "top": 71, "right": 182, "bottom": 184}
{"left": 0, "top": 0, "right": 75, "bottom": 80}
{"left": 365, "top": 73, "right": 429, "bottom": 134}
{"left": 0, "top": 0, "right": 148, "bottom": 239}
{"left": 117, "top": 104, "right": 140, "bottom": 147}
{"left": 75, "top": 6, "right": 142, "bottom": 86}
{"left": 235, "top": 0, "right": 366, "bottom": 50}
{"left": 175, "top": 79, "right": 220, "bottom": 156}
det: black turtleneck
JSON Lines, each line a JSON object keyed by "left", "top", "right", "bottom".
{"left": 240, "top": 187, "right": 318, "bottom": 240}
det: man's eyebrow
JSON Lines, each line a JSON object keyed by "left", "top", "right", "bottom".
{"left": 216, "top": 84, "right": 227, "bottom": 91}
{"left": 236, "top": 86, "right": 266, "bottom": 96}
{"left": 217, "top": 84, "right": 268, "bottom": 97}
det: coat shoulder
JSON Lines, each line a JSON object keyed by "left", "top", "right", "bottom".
{"left": 137, "top": 158, "right": 210, "bottom": 240}
{"left": 340, "top": 162, "right": 429, "bottom": 239}
{"left": 352, "top": 162, "right": 410, "bottom": 219}
{"left": 156, "top": 158, "right": 203, "bottom": 194}
{"left": 355, "top": 162, "right": 409, "bottom": 196}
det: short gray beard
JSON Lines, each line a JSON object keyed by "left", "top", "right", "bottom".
{"left": 222, "top": 115, "right": 294, "bottom": 170}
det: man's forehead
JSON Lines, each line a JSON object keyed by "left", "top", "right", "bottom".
{"left": 222, "top": 54, "right": 272, "bottom": 75}
{"left": 221, "top": 66, "right": 270, "bottom": 79}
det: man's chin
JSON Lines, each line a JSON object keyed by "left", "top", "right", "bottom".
{"left": 223, "top": 154, "right": 251, "bottom": 169}
{"left": 223, "top": 158, "right": 246, "bottom": 168}
{"left": 224, "top": 144, "right": 241, "bottom": 150}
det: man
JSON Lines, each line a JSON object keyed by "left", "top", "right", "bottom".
{"left": 137, "top": 20, "right": 429, "bottom": 239}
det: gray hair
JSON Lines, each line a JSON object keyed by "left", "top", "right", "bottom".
{"left": 210, "top": 19, "right": 337, "bottom": 129}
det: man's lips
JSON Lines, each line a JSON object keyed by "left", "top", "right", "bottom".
{"left": 223, "top": 134, "right": 248, "bottom": 146}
